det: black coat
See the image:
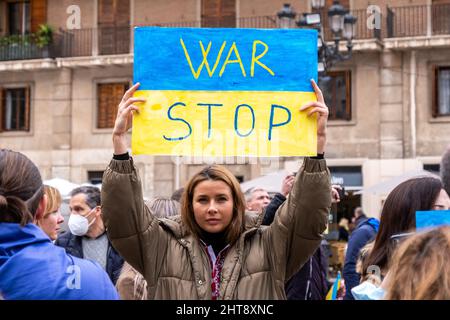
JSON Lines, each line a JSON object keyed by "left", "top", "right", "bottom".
{"left": 263, "top": 193, "right": 330, "bottom": 300}
{"left": 55, "top": 231, "right": 124, "bottom": 285}
{"left": 342, "top": 216, "right": 378, "bottom": 300}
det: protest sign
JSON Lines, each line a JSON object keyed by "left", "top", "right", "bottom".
{"left": 132, "top": 27, "right": 318, "bottom": 157}
{"left": 416, "top": 210, "right": 450, "bottom": 229}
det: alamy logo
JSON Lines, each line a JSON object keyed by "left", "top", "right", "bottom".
{"left": 66, "top": 5, "right": 81, "bottom": 30}
{"left": 367, "top": 5, "right": 381, "bottom": 30}
{"left": 66, "top": 265, "right": 81, "bottom": 289}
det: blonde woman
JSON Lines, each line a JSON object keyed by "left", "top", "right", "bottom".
{"left": 35, "top": 185, "right": 64, "bottom": 241}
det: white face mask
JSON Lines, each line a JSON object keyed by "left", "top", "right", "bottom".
{"left": 351, "top": 281, "right": 385, "bottom": 300}
{"left": 68, "top": 208, "right": 96, "bottom": 236}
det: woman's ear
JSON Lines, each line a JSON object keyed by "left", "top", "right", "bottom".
{"left": 34, "top": 193, "right": 48, "bottom": 222}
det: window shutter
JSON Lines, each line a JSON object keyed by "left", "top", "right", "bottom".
{"left": 202, "top": 0, "right": 235, "bottom": 27}
{"left": 432, "top": 65, "right": 437, "bottom": 118}
{"left": 98, "top": 0, "right": 130, "bottom": 54}
{"left": 98, "top": 83, "right": 112, "bottom": 128}
{"left": 345, "top": 71, "right": 352, "bottom": 121}
{"left": 97, "top": 83, "right": 128, "bottom": 128}
{"left": 31, "top": 0, "right": 47, "bottom": 33}
{"left": 220, "top": 0, "right": 236, "bottom": 27}
{"left": 98, "top": 0, "right": 115, "bottom": 26}
{"left": 24, "top": 86, "right": 30, "bottom": 131}
{"left": 202, "top": 0, "right": 220, "bottom": 27}
{"left": 116, "top": 0, "right": 130, "bottom": 26}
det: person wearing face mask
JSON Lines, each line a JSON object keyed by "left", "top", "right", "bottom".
{"left": 0, "top": 149, "right": 118, "bottom": 300}
{"left": 34, "top": 185, "right": 65, "bottom": 241}
{"left": 55, "top": 186, "right": 124, "bottom": 285}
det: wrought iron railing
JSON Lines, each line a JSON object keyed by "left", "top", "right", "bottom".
{"left": 2, "top": 4, "right": 450, "bottom": 61}
{"left": 387, "top": 3, "right": 450, "bottom": 38}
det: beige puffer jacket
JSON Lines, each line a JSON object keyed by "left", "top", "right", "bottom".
{"left": 102, "top": 157, "right": 330, "bottom": 299}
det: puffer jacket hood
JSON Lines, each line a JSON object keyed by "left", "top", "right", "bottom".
{"left": 0, "top": 223, "right": 119, "bottom": 300}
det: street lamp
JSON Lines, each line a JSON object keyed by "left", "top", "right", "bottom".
{"left": 277, "top": 1, "right": 357, "bottom": 74}
{"left": 276, "top": 3, "right": 296, "bottom": 29}
{"left": 311, "top": 0, "right": 325, "bottom": 10}
{"left": 328, "top": 0, "right": 347, "bottom": 38}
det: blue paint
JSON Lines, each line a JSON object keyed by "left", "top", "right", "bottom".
{"left": 268, "top": 104, "right": 291, "bottom": 141}
{"left": 162, "top": 102, "right": 192, "bottom": 141}
{"left": 416, "top": 210, "right": 450, "bottom": 229}
{"left": 134, "top": 27, "right": 317, "bottom": 92}
{"left": 234, "top": 104, "right": 255, "bottom": 137}
{"left": 197, "top": 103, "right": 223, "bottom": 138}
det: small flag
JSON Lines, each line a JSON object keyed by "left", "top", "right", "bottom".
{"left": 326, "top": 271, "right": 341, "bottom": 300}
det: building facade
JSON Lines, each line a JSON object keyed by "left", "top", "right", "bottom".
{"left": 1, "top": 0, "right": 450, "bottom": 222}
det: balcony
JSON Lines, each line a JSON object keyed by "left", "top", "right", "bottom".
{"left": 0, "top": 33, "right": 56, "bottom": 61}
{"left": 1, "top": 3, "right": 450, "bottom": 63}
{"left": 387, "top": 3, "right": 450, "bottom": 38}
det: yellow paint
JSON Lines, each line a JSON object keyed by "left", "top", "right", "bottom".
{"left": 200, "top": 41, "right": 227, "bottom": 77}
{"left": 219, "top": 42, "right": 247, "bottom": 77}
{"left": 131, "top": 90, "right": 317, "bottom": 157}
{"left": 251, "top": 40, "right": 275, "bottom": 77}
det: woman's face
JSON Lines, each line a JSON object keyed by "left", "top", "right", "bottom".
{"left": 432, "top": 189, "right": 450, "bottom": 210}
{"left": 192, "top": 179, "right": 234, "bottom": 234}
{"left": 38, "top": 209, "right": 64, "bottom": 240}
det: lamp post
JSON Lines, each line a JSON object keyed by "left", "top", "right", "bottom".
{"left": 277, "top": 1, "right": 357, "bottom": 75}
{"left": 276, "top": 3, "right": 297, "bottom": 29}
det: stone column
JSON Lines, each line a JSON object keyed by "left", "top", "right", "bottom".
{"left": 51, "top": 68, "right": 72, "bottom": 180}
{"left": 379, "top": 50, "right": 404, "bottom": 159}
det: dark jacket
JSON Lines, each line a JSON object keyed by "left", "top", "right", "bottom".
{"left": 263, "top": 193, "right": 330, "bottom": 300}
{"left": 343, "top": 216, "right": 379, "bottom": 300}
{"left": 0, "top": 223, "right": 118, "bottom": 300}
{"left": 55, "top": 231, "right": 124, "bottom": 285}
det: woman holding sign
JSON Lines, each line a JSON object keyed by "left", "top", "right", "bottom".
{"left": 101, "top": 80, "right": 331, "bottom": 299}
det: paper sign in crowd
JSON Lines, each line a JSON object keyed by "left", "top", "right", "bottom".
{"left": 132, "top": 27, "right": 318, "bottom": 157}
{"left": 416, "top": 210, "right": 450, "bottom": 229}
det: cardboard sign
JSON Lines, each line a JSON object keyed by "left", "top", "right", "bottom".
{"left": 132, "top": 27, "right": 318, "bottom": 157}
{"left": 416, "top": 210, "right": 450, "bottom": 229}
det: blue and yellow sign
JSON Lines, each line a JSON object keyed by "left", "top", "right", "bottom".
{"left": 132, "top": 27, "right": 318, "bottom": 157}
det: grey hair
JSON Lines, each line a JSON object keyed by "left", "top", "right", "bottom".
{"left": 244, "top": 187, "right": 268, "bottom": 203}
{"left": 441, "top": 145, "right": 450, "bottom": 196}
{"left": 70, "top": 186, "right": 101, "bottom": 209}
{"left": 147, "top": 197, "right": 180, "bottom": 218}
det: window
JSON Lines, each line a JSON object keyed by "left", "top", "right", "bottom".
{"left": 98, "top": 0, "right": 130, "bottom": 55}
{"left": 0, "top": 86, "right": 30, "bottom": 132}
{"left": 424, "top": 164, "right": 440, "bottom": 175}
{"left": 319, "top": 71, "right": 352, "bottom": 121}
{"left": 88, "top": 171, "right": 104, "bottom": 185}
{"left": 201, "top": 0, "right": 236, "bottom": 28}
{"left": 433, "top": 66, "right": 450, "bottom": 117}
{"left": 97, "top": 82, "right": 129, "bottom": 129}
{"left": 7, "top": 1, "right": 31, "bottom": 35}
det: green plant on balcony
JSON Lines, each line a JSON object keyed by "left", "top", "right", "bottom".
{"left": 0, "top": 34, "right": 32, "bottom": 47}
{"left": 0, "top": 24, "right": 54, "bottom": 60}
{"left": 34, "top": 24, "right": 53, "bottom": 48}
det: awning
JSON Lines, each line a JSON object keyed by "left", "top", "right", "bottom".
{"left": 355, "top": 169, "right": 439, "bottom": 195}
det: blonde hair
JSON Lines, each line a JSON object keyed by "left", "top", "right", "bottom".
{"left": 384, "top": 226, "right": 450, "bottom": 300}
{"left": 181, "top": 165, "right": 246, "bottom": 244}
{"left": 44, "top": 185, "right": 62, "bottom": 217}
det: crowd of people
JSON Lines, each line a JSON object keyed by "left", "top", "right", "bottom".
{"left": 1, "top": 80, "right": 450, "bottom": 300}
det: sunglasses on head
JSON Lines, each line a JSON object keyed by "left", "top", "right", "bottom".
{"left": 390, "top": 232, "right": 415, "bottom": 246}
